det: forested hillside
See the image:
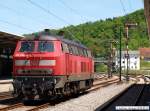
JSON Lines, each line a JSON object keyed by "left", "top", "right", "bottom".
{"left": 25, "top": 9, "right": 150, "bottom": 57}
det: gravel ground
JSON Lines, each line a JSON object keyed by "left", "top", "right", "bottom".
{"left": 42, "top": 82, "right": 133, "bottom": 111}
{"left": 137, "top": 78, "right": 145, "bottom": 84}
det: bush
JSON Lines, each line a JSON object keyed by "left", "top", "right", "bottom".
{"left": 140, "top": 60, "right": 150, "bottom": 70}
{"left": 95, "top": 64, "right": 107, "bottom": 72}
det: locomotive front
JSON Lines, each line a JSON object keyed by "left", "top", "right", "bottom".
{"left": 12, "top": 36, "right": 61, "bottom": 100}
{"left": 12, "top": 33, "right": 94, "bottom": 100}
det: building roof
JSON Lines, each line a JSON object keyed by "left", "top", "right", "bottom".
{"left": 0, "top": 31, "right": 23, "bottom": 54}
{"left": 139, "top": 48, "right": 150, "bottom": 57}
{"left": 116, "top": 50, "right": 140, "bottom": 55}
{"left": 0, "top": 31, "right": 23, "bottom": 47}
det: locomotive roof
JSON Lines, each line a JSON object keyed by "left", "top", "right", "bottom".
{"left": 22, "top": 35, "right": 88, "bottom": 49}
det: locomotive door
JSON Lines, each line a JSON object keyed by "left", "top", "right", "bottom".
{"left": 66, "top": 54, "right": 70, "bottom": 75}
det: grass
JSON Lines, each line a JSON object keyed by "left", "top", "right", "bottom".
{"left": 140, "top": 60, "right": 150, "bottom": 70}
{"left": 95, "top": 64, "right": 107, "bottom": 72}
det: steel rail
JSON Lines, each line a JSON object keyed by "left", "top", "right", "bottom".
{"left": 0, "top": 103, "right": 24, "bottom": 111}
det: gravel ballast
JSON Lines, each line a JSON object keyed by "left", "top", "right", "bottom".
{"left": 42, "top": 82, "right": 133, "bottom": 111}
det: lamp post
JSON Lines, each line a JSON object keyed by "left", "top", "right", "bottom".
{"left": 108, "top": 40, "right": 117, "bottom": 78}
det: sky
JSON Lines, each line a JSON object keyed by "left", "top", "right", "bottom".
{"left": 0, "top": 0, "right": 144, "bottom": 35}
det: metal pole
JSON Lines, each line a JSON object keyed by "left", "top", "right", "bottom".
{"left": 107, "top": 41, "right": 112, "bottom": 78}
{"left": 119, "top": 27, "right": 122, "bottom": 81}
{"left": 125, "top": 26, "right": 129, "bottom": 81}
{"left": 110, "top": 42, "right": 113, "bottom": 77}
{"left": 107, "top": 44, "right": 109, "bottom": 78}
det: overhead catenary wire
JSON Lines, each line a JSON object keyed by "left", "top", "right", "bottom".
{"left": 119, "top": 0, "right": 127, "bottom": 15}
{"left": 27, "top": 0, "right": 71, "bottom": 25}
{"left": 0, "top": 19, "right": 34, "bottom": 32}
{"left": 27, "top": 0, "right": 76, "bottom": 39}
{"left": 128, "top": 0, "right": 133, "bottom": 12}
{"left": 0, "top": 3, "right": 50, "bottom": 27}
{"left": 119, "top": 0, "right": 128, "bottom": 81}
{"left": 57, "top": 0, "right": 89, "bottom": 42}
{"left": 58, "top": 0, "right": 89, "bottom": 22}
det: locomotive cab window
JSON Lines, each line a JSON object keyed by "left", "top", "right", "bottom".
{"left": 20, "top": 41, "right": 35, "bottom": 52}
{"left": 38, "top": 41, "right": 54, "bottom": 52}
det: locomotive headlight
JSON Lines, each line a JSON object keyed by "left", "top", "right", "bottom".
{"left": 15, "top": 60, "right": 30, "bottom": 66}
{"left": 17, "top": 69, "right": 22, "bottom": 74}
{"left": 39, "top": 60, "right": 56, "bottom": 66}
{"left": 49, "top": 69, "right": 53, "bottom": 74}
{"left": 45, "top": 69, "right": 53, "bottom": 74}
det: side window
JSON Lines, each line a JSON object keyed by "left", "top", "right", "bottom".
{"left": 71, "top": 45, "right": 76, "bottom": 55}
{"left": 79, "top": 48, "right": 84, "bottom": 56}
{"left": 81, "top": 49, "right": 84, "bottom": 56}
{"left": 74, "top": 46, "right": 79, "bottom": 55}
{"left": 78, "top": 48, "right": 81, "bottom": 56}
{"left": 68, "top": 45, "right": 73, "bottom": 54}
{"left": 85, "top": 50, "right": 88, "bottom": 57}
{"left": 62, "top": 43, "right": 69, "bottom": 53}
{"left": 87, "top": 50, "right": 92, "bottom": 57}
{"left": 83, "top": 49, "right": 88, "bottom": 57}
{"left": 78, "top": 48, "right": 85, "bottom": 56}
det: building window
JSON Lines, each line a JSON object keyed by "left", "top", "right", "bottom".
{"left": 134, "top": 62, "right": 137, "bottom": 65}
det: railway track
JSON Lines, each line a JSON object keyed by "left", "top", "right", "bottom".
{"left": 0, "top": 103, "right": 24, "bottom": 111}
{"left": 94, "top": 74, "right": 108, "bottom": 81}
{"left": 0, "top": 77, "right": 119, "bottom": 111}
{"left": 95, "top": 84, "right": 149, "bottom": 111}
{"left": 26, "top": 103, "right": 50, "bottom": 111}
{"left": 0, "top": 74, "right": 107, "bottom": 100}
{"left": 25, "top": 78, "right": 119, "bottom": 111}
{"left": 88, "top": 78, "right": 119, "bottom": 92}
{"left": 0, "top": 92, "right": 13, "bottom": 100}
{"left": 0, "top": 97, "right": 22, "bottom": 110}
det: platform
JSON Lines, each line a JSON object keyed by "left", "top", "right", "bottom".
{"left": 0, "top": 78, "right": 13, "bottom": 92}
{"left": 0, "top": 79, "right": 12, "bottom": 84}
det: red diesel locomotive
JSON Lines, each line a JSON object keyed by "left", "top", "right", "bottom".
{"left": 12, "top": 32, "right": 94, "bottom": 100}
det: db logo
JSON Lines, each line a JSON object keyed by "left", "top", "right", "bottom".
{"left": 30, "top": 60, "right": 39, "bottom": 66}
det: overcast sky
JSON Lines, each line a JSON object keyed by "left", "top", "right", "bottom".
{"left": 0, "top": 0, "right": 144, "bottom": 35}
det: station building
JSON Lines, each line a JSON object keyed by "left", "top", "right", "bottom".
{"left": 0, "top": 31, "right": 22, "bottom": 78}
{"left": 115, "top": 51, "right": 140, "bottom": 70}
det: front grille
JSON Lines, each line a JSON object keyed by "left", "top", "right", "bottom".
{"left": 17, "top": 69, "right": 53, "bottom": 74}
